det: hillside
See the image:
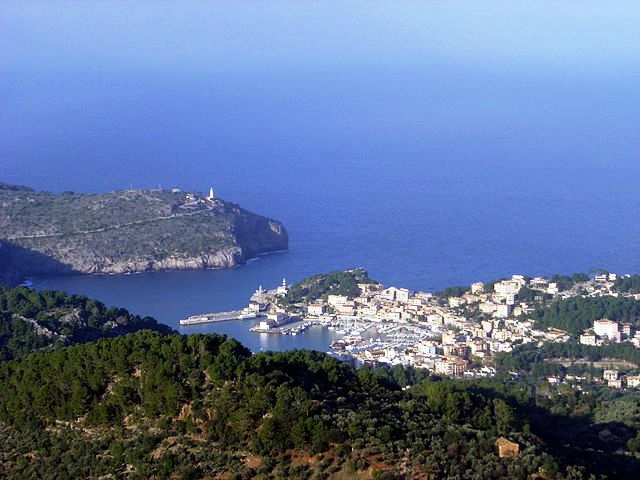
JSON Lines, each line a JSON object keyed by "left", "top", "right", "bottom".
{"left": 0, "top": 286, "right": 171, "bottom": 360}
{"left": 2, "top": 329, "right": 636, "bottom": 479}
{"left": 284, "top": 268, "right": 376, "bottom": 304}
{"left": 0, "top": 184, "right": 288, "bottom": 282}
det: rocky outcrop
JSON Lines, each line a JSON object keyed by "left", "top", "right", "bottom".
{"left": 0, "top": 240, "right": 74, "bottom": 285}
{"left": 75, "top": 246, "right": 245, "bottom": 274}
{"left": 0, "top": 185, "right": 289, "bottom": 283}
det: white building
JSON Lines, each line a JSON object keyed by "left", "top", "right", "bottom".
{"left": 267, "top": 312, "right": 288, "bottom": 323}
{"left": 627, "top": 376, "right": 640, "bottom": 388}
{"left": 494, "top": 280, "right": 521, "bottom": 297}
{"left": 307, "top": 304, "right": 325, "bottom": 316}
{"left": 494, "top": 304, "right": 512, "bottom": 318}
{"left": 530, "top": 277, "right": 548, "bottom": 288}
{"left": 547, "top": 283, "right": 559, "bottom": 295}
{"left": 358, "top": 283, "right": 380, "bottom": 295}
{"left": 380, "top": 287, "right": 410, "bottom": 303}
{"left": 579, "top": 333, "right": 597, "bottom": 346}
{"left": 276, "top": 278, "right": 289, "bottom": 296}
{"left": 594, "top": 319, "right": 621, "bottom": 342}
{"left": 327, "top": 294, "right": 349, "bottom": 307}
{"left": 258, "top": 319, "right": 277, "bottom": 330}
{"left": 435, "top": 356, "right": 468, "bottom": 376}
{"left": 417, "top": 341, "right": 438, "bottom": 355}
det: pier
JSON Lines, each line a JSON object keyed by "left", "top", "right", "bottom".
{"left": 179, "top": 310, "right": 261, "bottom": 326}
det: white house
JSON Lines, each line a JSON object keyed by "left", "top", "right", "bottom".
{"left": 327, "top": 294, "right": 349, "bottom": 307}
{"left": 307, "top": 304, "right": 325, "bottom": 316}
{"left": 594, "top": 319, "right": 621, "bottom": 342}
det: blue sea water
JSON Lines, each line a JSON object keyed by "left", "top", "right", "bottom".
{"left": 2, "top": 2, "right": 640, "bottom": 351}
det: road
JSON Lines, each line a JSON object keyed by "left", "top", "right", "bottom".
{"left": 5, "top": 207, "right": 213, "bottom": 240}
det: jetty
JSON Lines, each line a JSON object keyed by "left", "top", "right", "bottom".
{"left": 179, "top": 310, "right": 261, "bottom": 326}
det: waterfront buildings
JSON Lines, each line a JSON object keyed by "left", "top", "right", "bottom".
{"left": 235, "top": 271, "right": 640, "bottom": 381}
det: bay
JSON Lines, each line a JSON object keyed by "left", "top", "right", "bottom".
{"left": 4, "top": 1, "right": 640, "bottom": 352}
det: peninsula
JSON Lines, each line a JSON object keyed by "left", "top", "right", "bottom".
{"left": 0, "top": 183, "right": 288, "bottom": 283}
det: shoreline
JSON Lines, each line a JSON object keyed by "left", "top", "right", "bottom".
{"left": 22, "top": 248, "right": 290, "bottom": 284}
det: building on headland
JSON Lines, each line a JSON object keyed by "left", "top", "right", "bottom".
{"left": 380, "top": 287, "right": 410, "bottom": 303}
{"left": 530, "top": 277, "right": 548, "bottom": 288}
{"left": 494, "top": 280, "right": 522, "bottom": 297}
{"left": 327, "top": 294, "right": 349, "bottom": 307}
{"left": 274, "top": 278, "right": 289, "bottom": 296}
{"left": 358, "top": 283, "right": 381, "bottom": 295}
{"left": 471, "top": 282, "right": 484, "bottom": 294}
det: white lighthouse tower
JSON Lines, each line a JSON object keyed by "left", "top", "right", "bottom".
{"left": 276, "top": 278, "right": 288, "bottom": 296}
{"left": 208, "top": 187, "right": 215, "bottom": 200}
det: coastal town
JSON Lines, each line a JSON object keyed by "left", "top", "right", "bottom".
{"left": 182, "top": 269, "right": 640, "bottom": 388}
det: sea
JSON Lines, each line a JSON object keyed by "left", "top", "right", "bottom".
{"left": 2, "top": 1, "right": 639, "bottom": 352}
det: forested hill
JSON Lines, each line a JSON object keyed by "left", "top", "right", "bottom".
{"left": 529, "top": 295, "right": 640, "bottom": 335}
{"left": 284, "top": 268, "right": 376, "bottom": 304}
{"left": 0, "top": 183, "right": 288, "bottom": 283}
{"left": 0, "top": 329, "right": 637, "bottom": 479}
{"left": 0, "top": 286, "right": 171, "bottom": 360}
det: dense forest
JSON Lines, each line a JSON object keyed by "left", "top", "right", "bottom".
{"left": 283, "top": 268, "right": 376, "bottom": 305}
{"left": 497, "top": 340, "right": 640, "bottom": 375}
{"left": 0, "top": 329, "right": 638, "bottom": 479}
{"left": 529, "top": 296, "right": 640, "bottom": 335}
{"left": 615, "top": 274, "right": 640, "bottom": 294}
{"left": 548, "top": 273, "right": 590, "bottom": 292}
{"left": 2, "top": 278, "right": 640, "bottom": 478}
{"left": 0, "top": 286, "right": 170, "bottom": 360}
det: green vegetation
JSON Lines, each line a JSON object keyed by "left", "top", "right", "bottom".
{"left": 0, "top": 184, "right": 288, "bottom": 281}
{"left": 435, "top": 285, "right": 470, "bottom": 298}
{"left": 615, "top": 275, "right": 640, "bottom": 294}
{"left": 496, "top": 341, "right": 640, "bottom": 377}
{"left": 0, "top": 286, "right": 170, "bottom": 360}
{"left": 2, "top": 271, "right": 640, "bottom": 478}
{"left": 1, "top": 329, "right": 635, "bottom": 479}
{"left": 529, "top": 296, "right": 640, "bottom": 335}
{"left": 517, "top": 286, "right": 551, "bottom": 303}
{"left": 549, "top": 273, "right": 590, "bottom": 291}
{"left": 284, "top": 268, "right": 375, "bottom": 304}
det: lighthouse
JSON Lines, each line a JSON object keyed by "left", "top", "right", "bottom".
{"left": 208, "top": 187, "right": 215, "bottom": 200}
{"left": 277, "top": 278, "right": 288, "bottom": 296}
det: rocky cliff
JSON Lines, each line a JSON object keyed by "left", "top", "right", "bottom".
{"left": 0, "top": 184, "right": 288, "bottom": 283}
